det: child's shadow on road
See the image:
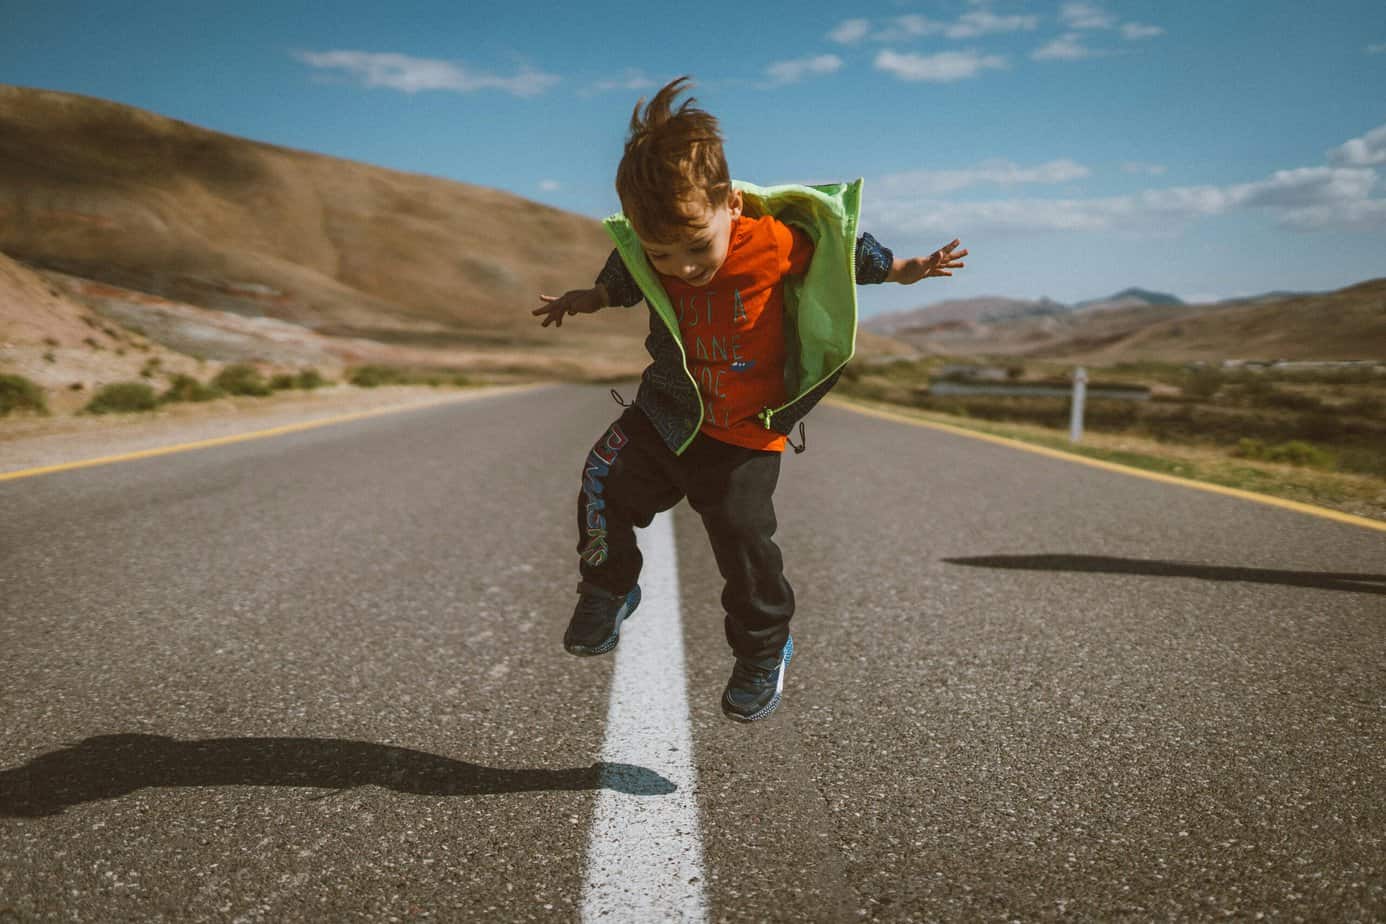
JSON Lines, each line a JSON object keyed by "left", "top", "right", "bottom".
{"left": 943, "top": 553, "right": 1386, "bottom": 596}
{"left": 0, "top": 733, "right": 674, "bottom": 818}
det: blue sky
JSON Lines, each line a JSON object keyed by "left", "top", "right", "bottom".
{"left": 4, "top": 0, "right": 1384, "bottom": 318}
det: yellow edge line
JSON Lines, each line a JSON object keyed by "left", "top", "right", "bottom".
{"left": 0, "top": 385, "right": 539, "bottom": 483}
{"left": 827, "top": 396, "right": 1386, "bottom": 534}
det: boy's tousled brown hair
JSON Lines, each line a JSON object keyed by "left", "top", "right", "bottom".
{"left": 615, "top": 76, "right": 731, "bottom": 243}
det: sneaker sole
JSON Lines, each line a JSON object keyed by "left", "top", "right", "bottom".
{"left": 722, "top": 635, "right": 793, "bottom": 723}
{"left": 564, "top": 586, "right": 641, "bottom": 657}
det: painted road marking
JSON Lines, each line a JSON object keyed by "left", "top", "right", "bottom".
{"left": 0, "top": 386, "right": 538, "bottom": 483}
{"left": 581, "top": 511, "right": 708, "bottom": 924}
{"left": 831, "top": 397, "right": 1386, "bottom": 534}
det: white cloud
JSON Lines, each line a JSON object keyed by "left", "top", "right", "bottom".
{"left": 1278, "top": 199, "right": 1386, "bottom": 231}
{"left": 943, "top": 10, "right": 1040, "bottom": 38}
{"left": 876, "top": 158, "right": 1091, "bottom": 195}
{"left": 888, "top": 14, "right": 943, "bottom": 39}
{"left": 964, "top": 10, "right": 1042, "bottom": 36}
{"left": 1032, "top": 33, "right": 1096, "bottom": 61}
{"left": 828, "top": 18, "right": 871, "bottom": 44}
{"left": 539, "top": 179, "right": 561, "bottom": 192}
{"left": 1122, "top": 162, "right": 1168, "bottom": 176}
{"left": 1328, "top": 123, "right": 1386, "bottom": 166}
{"left": 590, "top": 69, "right": 656, "bottom": 93}
{"left": 765, "top": 54, "right": 843, "bottom": 86}
{"left": 294, "top": 50, "right": 558, "bottom": 97}
{"left": 869, "top": 11, "right": 1038, "bottom": 42}
{"left": 1231, "top": 167, "right": 1377, "bottom": 209}
{"left": 865, "top": 165, "right": 1384, "bottom": 235}
{"left": 1121, "top": 22, "right": 1165, "bottom": 39}
{"left": 1060, "top": 2, "right": 1116, "bottom": 30}
{"left": 874, "top": 49, "right": 1008, "bottom": 82}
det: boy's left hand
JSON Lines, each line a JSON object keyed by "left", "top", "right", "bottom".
{"left": 887, "top": 238, "right": 968, "bottom": 284}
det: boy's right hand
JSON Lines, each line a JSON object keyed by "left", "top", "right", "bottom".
{"left": 532, "top": 286, "right": 607, "bottom": 328}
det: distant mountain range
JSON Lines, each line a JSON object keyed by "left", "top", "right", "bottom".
{"left": 861, "top": 281, "right": 1386, "bottom": 362}
{"left": 1072, "top": 287, "right": 1185, "bottom": 312}
{"left": 865, "top": 287, "right": 1197, "bottom": 335}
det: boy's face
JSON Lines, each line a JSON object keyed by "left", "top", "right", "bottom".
{"left": 637, "top": 190, "right": 744, "bottom": 288}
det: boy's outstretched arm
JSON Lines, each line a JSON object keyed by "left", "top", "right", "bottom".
{"left": 532, "top": 284, "right": 609, "bottom": 328}
{"left": 884, "top": 238, "right": 967, "bottom": 285}
{"left": 532, "top": 250, "right": 645, "bottom": 328}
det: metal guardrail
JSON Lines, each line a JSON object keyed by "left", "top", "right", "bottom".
{"left": 925, "top": 367, "right": 1148, "bottom": 443}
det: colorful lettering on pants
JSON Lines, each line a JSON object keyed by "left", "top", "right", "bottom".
{"left": 580, "top": 423, "right": 629, "bottom": 567}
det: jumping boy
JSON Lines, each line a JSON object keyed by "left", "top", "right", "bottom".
{"left": 533, "top": 76, "right": 966, "bottom": 722}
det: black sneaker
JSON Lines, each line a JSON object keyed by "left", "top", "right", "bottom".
{"left": 563, "top": 582, "right": 641, "bottom": 656}
{"left": 721, "top": 635, "right": 794, "bottom": 722}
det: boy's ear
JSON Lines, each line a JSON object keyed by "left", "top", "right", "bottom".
{"left": 727, "top": 189, "right": 743, "bottom": 220}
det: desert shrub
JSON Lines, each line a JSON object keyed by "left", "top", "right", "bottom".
{"left": 0, "top": 373, "right": 49, "bottom": 416}
{"left": 84, "top": 381, "right": 158, "bottom": 414}
{"left": 161, "top": 374, "right": 221, "bottom": 403}
{"left": 1182, "top": 366, "right": 1225, "bottom": 399}
{"left": 1271, "top": 366, "right": 1377, "bottom": 386}
{"left": 1343, "top": 395, "right": 1383, "bottom": 417}
{"left": 212, "top": 363, "right": 272, "bottom": 396}
{"left": 1336, "top": 446, "right": 1386, "bottom": 478}
{"left": 296, "top": 368, "right": 327, "bottom": 389}
{"left": 349, "top": 365, "right": 406, "bottom": 388}
{"left": 270, "top": 373, "right": 296, "bottom": 390}
{"left": 139, "top": 357, "right": 162, "bottom": 379}
{"left": 1233, "top": 438, "right": 1334, "bottom": 468}
{"left": 1234, "top": 438, "right": 1267, "bottom": 458}
{"left": 350, "top": 364, "right": 473, "bottom": 388}
{"left": 1251, "top": 386, "right": 1325, "bottom": 413}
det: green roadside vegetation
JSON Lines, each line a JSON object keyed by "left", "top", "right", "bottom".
{"left": 836, "top": 357, "right": 1386, "bottom": 522}
{"left": 0, "top": 362, "right": 482, "bottom": 419}
{"left": 348, "top": 364, "right": 474, "bottom": 388}
{"left": 0, "top": 373, "right": 50, "bottom": 416}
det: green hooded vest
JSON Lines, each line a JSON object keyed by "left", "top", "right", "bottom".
{"left": 603, "top": 178, "right": 863, "bottom": 455}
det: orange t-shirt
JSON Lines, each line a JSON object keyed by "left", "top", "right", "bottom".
{"left": 659, "top": 215, "right": 814, "bottom": 452}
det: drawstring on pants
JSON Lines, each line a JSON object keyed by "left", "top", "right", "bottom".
{"left": 787, "top": 422, "right": 807, "bottom": 454}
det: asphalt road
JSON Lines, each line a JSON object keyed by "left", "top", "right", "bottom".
{"left": 2, "top": 384, "right": 1382, "bottom": 922}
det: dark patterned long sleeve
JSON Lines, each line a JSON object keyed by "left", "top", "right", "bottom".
{"left": 855, "top": 232, "right": 894, "bottom": 285}
{"left": 594, "top": 249, "right": 644, "bottom": 307}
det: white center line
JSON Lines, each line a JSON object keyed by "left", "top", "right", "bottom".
{"left": 580, "top": 511, "right": 708, "bottom": 924}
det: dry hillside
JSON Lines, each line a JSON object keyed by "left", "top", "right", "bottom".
{"left": 0, "top": 83, "right": 647, "bottom": 361}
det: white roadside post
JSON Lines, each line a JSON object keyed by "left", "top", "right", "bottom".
{"left": 1070, "top": 366, "right": 1088, "bottom": 443}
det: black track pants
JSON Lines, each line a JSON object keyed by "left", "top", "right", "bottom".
{"left": 575, "top": 405, "right": 794, "bottom": 661}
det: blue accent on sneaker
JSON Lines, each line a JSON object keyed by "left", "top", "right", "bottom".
{"left": 721, "top": 635, "right": 793, "bottom": 722}
{"left": 564, "top": 583, "right": 641, "bottom": 656}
